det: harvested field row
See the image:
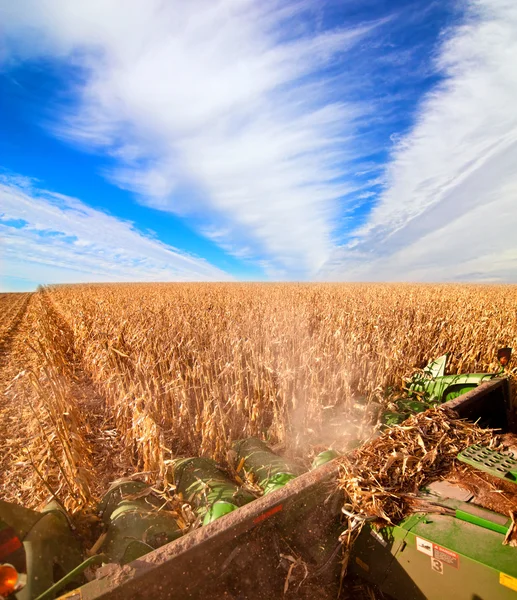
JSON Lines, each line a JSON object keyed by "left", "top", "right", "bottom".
{"left": 1, "top": 292, "right": 134, "bottom": 511}
{"left": 0, "top": 292, "right": 31, "bottom": 357}
{"left": 2, "top": 283, "right": 517, "bottom": 513}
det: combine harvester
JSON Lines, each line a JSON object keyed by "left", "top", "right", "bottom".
{"left": 1, "top": 349, "right": 515, "bottom": 599}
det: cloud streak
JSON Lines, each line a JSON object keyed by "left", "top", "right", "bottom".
{"left": 0, "top": 0, "right": 390, "bottom": 278}
{"left": 0, "top": 174, "right": 231, "bottom": 287}
{"left": 3, "top": 0, "right": 514, "bottom": 282}
{"left": 321, "top": 0, "right": 517, "bottom": 282}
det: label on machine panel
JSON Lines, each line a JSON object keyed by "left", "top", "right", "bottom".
{"left": 415, "top": 537, "right": 459, "bottom": 568}
{"left": 432, "top": 544, "right": 459, "bottom": 569}
{"left": 431, "top": 558, "right": 444, "bottom": 575}
{"left": 416, "top": 536, "right": 433, "bottom": 556}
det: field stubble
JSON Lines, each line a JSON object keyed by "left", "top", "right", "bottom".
{"left": 2, "top": 283, "right": 517, "bottom": 512}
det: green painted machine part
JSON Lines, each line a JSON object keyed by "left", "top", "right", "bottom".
{"left": 419, "top": 489, "right": 513, "bottom": 535}
{"left": 408, "top": 348, "right": 512, "bottom": 404}
{"left": 383, "top": 348, "right": 512, "bottom": 426}
{"left": 34, "top": 554, "right": 107, "bottom": 600}
{"left": 170, "top": 457, "right": 255, "bottom": 524}
{"left": 202, "top": 501, "right": 236, "bottom": 524}
{"left": 0, "top": 500, "right": 83, "bottom": 600}
{"left": 97, "top": 480, "right": 183, "bottom": 564}
{"left": 350, "top": 441, "right": 517, "bottom": 600}
{"left": 233, "top": 437, "right": 305, "bottom": 494}
{"left": 351, "top": 510, "right": 517, "bottom": 600}
{"left": 311, "top": 449, "right": 341, "bottom": 469}
{"left": 458, "top": 444, "right": 517, "bottom": 482}
{"left": 453, "top": 505, "right": 511, "bottom": 535}
{"left": 409, "top": 369, "right": 493, "bottom": 403}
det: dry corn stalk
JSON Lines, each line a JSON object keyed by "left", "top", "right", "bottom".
{"left": 2, "top": 282, "right": 517, "bottom": 512}
{"left": 337, "top": 407, "right": 498, "bottom": 526}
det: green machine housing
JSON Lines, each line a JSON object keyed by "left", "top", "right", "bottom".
{"left": 349, "top": 444, "right": 517, "bottom": 600}
{"left": 408, "top": 351, "right": 509, "bottom": 403}
{"left": 383, "top": 348, "right": 512, "bottom": 426}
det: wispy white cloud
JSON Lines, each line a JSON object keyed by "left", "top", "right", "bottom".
{"left": 0, "top": 0, "right": 389, "bottom": 277}
{"left": 4, "top": 0, "right": 512, "bottom": 283}
{"left": 0, "top": 175, "right": 231, "bottom": 289}
{"left": 321, "top": 0, "right": 517, "bottom": 282}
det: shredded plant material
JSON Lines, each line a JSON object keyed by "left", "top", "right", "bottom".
{"left": 337, "top": 406, "right": 501, "bottom": 527}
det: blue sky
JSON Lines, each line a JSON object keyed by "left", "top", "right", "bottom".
{"left": 1, "top": 0, "right": 516, "bottom": 290}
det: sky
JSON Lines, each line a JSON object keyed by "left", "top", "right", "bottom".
{"left": 1, "top": 0, "right": 516, "bottom": 290}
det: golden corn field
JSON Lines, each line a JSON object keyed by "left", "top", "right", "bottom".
{"left": 1, "top": 283, "right": 517, "bottom": 513}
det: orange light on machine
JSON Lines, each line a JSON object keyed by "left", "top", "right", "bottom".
{"left": 0, "top": 564, "right": 18, "bottom": 596}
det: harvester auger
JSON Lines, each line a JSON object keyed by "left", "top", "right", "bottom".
{"left": 0, "top": 349, "right": 515, "bottom": 599}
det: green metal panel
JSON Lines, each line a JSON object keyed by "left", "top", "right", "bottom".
{"left": 454, "top": 508, "right": 510, "bottom": 535}
{"left": 443, "top": 384, "right": 478, "bottom": 402}
{"left": 423, "top": 354, "right": 448, "bottom": 378}
{"left": 409, "top": 372, "right": 494, "bottom": 403}
{"left": 201, "top": 501, "right": 237, "bottom": 525}
{"left": 0, "top": 501, "right": 42, "bottom": 540}
{"left": 0, "top": 500, "right": 83, "bottom": 599}
{"left": 458, "top": 445, "right": 517, "bottom": 481}
{"left": 388, "top": 514, "right": 517, "bottom": 600}
{"left": 349, "top": 518, "right": 415, "bottom": 590}
{"left": 17, "top": 506, "right": 83, "bottom": 600}
{"left": 418, "top": 489, "right": 513, "bottom": 535}
{"left": 311, "top": 449, "right": 340, "bottom": 469}
{"left": 352, "top": 514, "right": 517, "bottom": 600}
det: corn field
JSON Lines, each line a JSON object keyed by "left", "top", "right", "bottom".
{"left": 2, "top": 283, "right": 517, "bottom": 512}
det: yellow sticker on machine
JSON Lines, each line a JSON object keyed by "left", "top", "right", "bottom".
{"left": 500, "top": 572, "right": 517, "bottom": 592}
